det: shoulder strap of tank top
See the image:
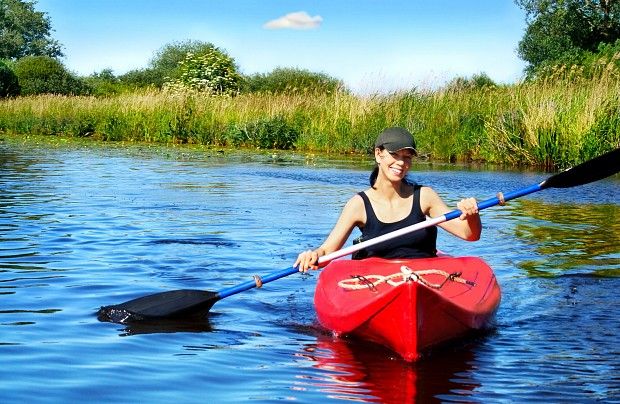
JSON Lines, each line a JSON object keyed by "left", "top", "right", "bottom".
{"left": 413, "top": 184, "right": 424, "bottom": 217}
{"left": 357, "top": 191, "right": 378, "bottom": 224}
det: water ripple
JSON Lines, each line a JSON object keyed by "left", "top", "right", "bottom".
{"left": 0, "top": 139, "right": 619, "bottom": 402}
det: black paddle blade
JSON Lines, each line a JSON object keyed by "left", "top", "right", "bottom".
{"left": 97, "top": 289, "right": 219, "bottom": 323}
{"left": 542, "top": 148, "right": 620, "bottom": 189}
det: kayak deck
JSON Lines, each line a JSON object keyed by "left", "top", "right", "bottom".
{"left": 314, "top": 256, "right": 501, "bottom": 361}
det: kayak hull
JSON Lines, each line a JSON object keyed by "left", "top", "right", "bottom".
{"left": 314, "top": 256, "right": 501, "bottom": 361}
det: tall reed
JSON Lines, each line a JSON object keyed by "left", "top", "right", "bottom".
{"left": 1, "top": 65, "right": 618, "bottom": 168}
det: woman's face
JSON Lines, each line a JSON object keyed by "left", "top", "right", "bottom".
{"left": 375, "top": 148, "right": 413, "bottom": 180}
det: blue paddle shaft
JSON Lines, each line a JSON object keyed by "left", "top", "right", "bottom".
{"left": 217, "top": 184, "right": 542, "bottom": 299}
{"left": 217, "top": 183, "right": 545, "bottom": 301}
{"left": 217, "top": 267, "right": 299, "bottom": 299}
{"left": 444, "top": 183, "right": 543, "bottom": 220}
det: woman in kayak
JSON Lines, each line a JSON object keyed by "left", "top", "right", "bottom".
{"left": 294, "top": 126, "right": 481, "bottom": 272}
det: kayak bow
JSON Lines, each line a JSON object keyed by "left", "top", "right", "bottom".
{"left": 315, "top": 256, "right": 501, "bottom": 361}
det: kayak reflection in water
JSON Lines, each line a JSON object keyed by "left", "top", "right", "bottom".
{"left": 294, "top": 127, "right": 482, "bottom": 272}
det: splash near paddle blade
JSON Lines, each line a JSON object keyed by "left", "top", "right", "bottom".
{"left": 97, "top": 289, "right": 219, "bottom": 323}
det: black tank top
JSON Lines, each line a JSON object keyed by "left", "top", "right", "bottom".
{"left": 353, "top": 184, "right": 437, "bottom": 259}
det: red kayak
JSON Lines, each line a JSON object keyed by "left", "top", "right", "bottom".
{"left": 314, "top": 256, "right": 501, "bottom": 361}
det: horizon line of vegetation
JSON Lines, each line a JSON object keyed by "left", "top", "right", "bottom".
{"left": 1, "top": 54, "right": 618, "bottom": 170}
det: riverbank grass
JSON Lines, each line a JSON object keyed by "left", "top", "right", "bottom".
{"left": 1, "top": 68, "right": 618, "bottom": 168}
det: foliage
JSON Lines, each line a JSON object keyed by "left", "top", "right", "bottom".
{"left": 0, "top": 0, "right": 63, "bottom": 59}
{"left": 83, "top": 68, "right": 127, "bottom": 96}
{"left": 165, "top": 47, "right": 242, "bottom": 95}
{"left": 227, "top": 116, "right": 299, "bottom": 149}
{"left": 0, "top": 59, "right": 19, "bottom": 96}
{"left": 443, "top": 73, "right": 497, "bottom": 92}
{"left": 516, "top": 0, "right": 620, "bottom": 75}
{"left": 531, "top": 38, "right": 620, "bottom": 80}
{"left": 0, "top": 67, "right": 618, "bottom": 168}
{"left": 13, "top": 55, "right": 89, "bottom": 95}
{"left": 243, "top": 67, "right": 345, "bottom": 94}
{"left": 111, "top": 40, "right": 221, "bottom": 90}
{"left": 149, "top": 40, "right": 217, "bottom": 85}
{"left": 117, "top": 68, "right": 161, "bottom": 89}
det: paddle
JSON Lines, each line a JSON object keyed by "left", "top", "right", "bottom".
{"left": 97, "top": 148, "right": 620, "bottom": 323}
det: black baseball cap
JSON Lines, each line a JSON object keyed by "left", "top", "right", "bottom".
{"left": 374, "top": 127, "right": 417, "bottom": 154}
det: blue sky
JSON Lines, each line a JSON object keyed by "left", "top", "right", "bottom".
{"left": 36, "top": 0, "right": 528, "bottom": 93}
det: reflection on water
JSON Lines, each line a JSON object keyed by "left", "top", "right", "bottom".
{"left": 118, "top": 317, "right": 214, "bottom": 336}
{"left": 294, "top": 333, "right": 483, "bottom": 402}
{"left": 148, "top": 236, "right": 239, "bottom": 247}
{"left": 514, "top": 200, "right": 620, "bottom": 277}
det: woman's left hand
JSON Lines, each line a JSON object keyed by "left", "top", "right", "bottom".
{"left": 457, "top": 197, "right": 479, "bottom": 220}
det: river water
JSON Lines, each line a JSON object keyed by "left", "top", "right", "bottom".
{"left": 1, "top": 137, "right": 619, "bottom": 403}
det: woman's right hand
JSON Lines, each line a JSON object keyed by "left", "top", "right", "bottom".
{"left": 294, "top": 249, "right": 320, "bottom": 272}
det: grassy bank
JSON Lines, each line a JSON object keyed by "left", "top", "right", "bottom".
{"left": 1, "top": 69, "right": 618, "bottom": 169}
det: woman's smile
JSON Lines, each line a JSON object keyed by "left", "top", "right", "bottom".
{"left": 389, "top": 164, "right": 405, "bottom": 177}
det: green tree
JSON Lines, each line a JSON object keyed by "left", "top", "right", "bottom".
{"left": 84, "top": 68, "right": 125, "bottom": 96}
{"left": 149, "top": 40, "right": 217, "bottom": 83}
{"left": 116, "top": 40, "right": 219, "bottom": 89}
{"left": 0, "top": 59, "right": 20, "bottom": 96}
{"left": 244, "top": 67, "right": 345, "bottom": 94}
{"left": 166, "top": 47, "right": 242, "bottom": 95}
{"left": 13, "top": 55, "right": 89, "bottom": 95}
{"left": 118, "top": 68, "right": 161, "bottom": 89}
{"left": 0, "top": 0, "right": 63, "bottom": 59}
{"left": 516, "top": 0, "right": 620, "bottom": 74}
{"left": 444, "top": 72, "right": 497, "bottom": 92}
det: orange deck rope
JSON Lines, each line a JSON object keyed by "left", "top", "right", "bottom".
{"left": 338, "top": 266, "right": 475, "bottom": 291}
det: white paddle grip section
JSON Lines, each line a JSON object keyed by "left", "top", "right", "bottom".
{"left": 318, "top": 215, "right": 448, "bottom": 264}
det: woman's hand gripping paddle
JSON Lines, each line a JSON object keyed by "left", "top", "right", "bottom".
{"left": 98, "top": 148, "right": 620, "bottom": 323}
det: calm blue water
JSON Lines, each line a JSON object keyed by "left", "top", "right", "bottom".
{"left": 1, "top": 138, "right": 619, "bottom": 403}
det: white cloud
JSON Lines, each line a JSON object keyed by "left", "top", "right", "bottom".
{"left": 263, "top": 11, "right": 323, "bottom": 30}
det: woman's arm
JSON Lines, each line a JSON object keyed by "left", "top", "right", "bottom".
{"left": 294, "top": 194, "right": 366, "bottom": 271}
{"left": 421, "top": 187, "right": 482, "bottom": 241}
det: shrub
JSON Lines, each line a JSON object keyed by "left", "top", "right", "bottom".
{"left": 13, "top": 56, "right": 90, "bottom": 95}
{"left": 244, "top": 67, "right": 345, "bottom": 94}
{"left": 84, "top": 69, "right": 125, "bottom": 96}
{"left": 149, "top": 40, "right": 218, "bottom": 85}
{"left": 118, "top": 68, "right": 161, "bottom": 89}
{"left": 111, "top": 40, "right": 222, "bottom": 89}
{"left": 529, "top": 39, "right": 620, "bottom": 81}
{"left": 444, "top": 73, "right": 497, "bottom": 92}
{"left": 227, "top": 116, "right": 299, "bottom": 149}
{"left": 165, "top": 48, "right": 242, "bottom": 95}
{"left": 0, "top": 60, "right": 20, "bottom": 97}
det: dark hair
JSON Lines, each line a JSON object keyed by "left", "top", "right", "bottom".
{"left": 369, "top": 166, "right": 379, "bottom": 187}
{"left": 369, "top": 145, "right": 385, "bottom": 187}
